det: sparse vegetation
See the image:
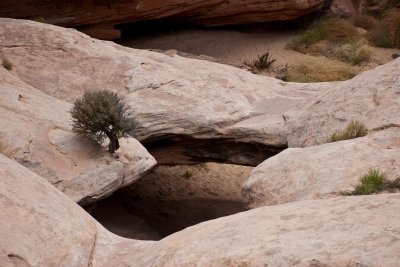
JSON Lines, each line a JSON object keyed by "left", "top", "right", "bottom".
{"left": 354, "top": 14, "right": 378, "bottom": 30}
{"left": 369, "top": 9, "right": 400, "bottom": 48}
{"left": 328, "top": 121, "right": 368, "bottom": 142}
{"left": 70, "top": 90, "right": 134, "bottom": 153}
{"left": 0, "top": 137, "right": 18, "bottom": 158}
{"left": 182, "top": 170, "right": 193, "bottom": 179}
{"left": 330, "top": 40, "right": 371, "bottom": 65}
{"left": 244, "top": 52, "right": 276, "bottom": 73}
{"left": 287, "top": 17, "right": 360, "bottom": 52}
{"left": 343, "top": 169, "right": 400, "bottom": 195}
{"left": 2, "top": 58, "right": 13, "bottom": 71}
{"left": 287, "top": 57, "right": 356, "bottom": 83}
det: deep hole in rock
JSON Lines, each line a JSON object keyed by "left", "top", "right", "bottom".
{"left": 88, "top": 163, "right": 253, "bottom": 240}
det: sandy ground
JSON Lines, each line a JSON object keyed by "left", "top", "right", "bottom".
{"left": 91, "top": 163, "right": 252, "bottom": 239}
{"left": 120, "top": 25, "right": 399, "bottom": 75}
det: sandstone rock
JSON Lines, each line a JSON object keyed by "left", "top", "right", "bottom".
{"left": 0, "top": 18, "right": 321, "bottom": 166}
{"left": 0, "top": 154, "right": 97, "bottom": 266}
{"left": 92, "top": 193, "right": 400, "bottom": 266}
{"left": 2, "top": 153, "right": 400, "bottom": 266}
{"left": 242, "top": 128, "right": 400, "bottom": 208}
{"left": 286, "top": 58, "right": 400, "bottom": 147}
{"left": 0, "top": 67, "right": 156, "bottom": 205}
{"left": 0, "top": 0, "right": 324, "bottom": 40}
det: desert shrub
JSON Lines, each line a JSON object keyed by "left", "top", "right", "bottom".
{"left": 244, "top": 52, "right": 276, "bottom": 73}
{"left": 345, "top": 169, "right": 400, "bottom": 195}
{"left": 369, "top": 9, "right": 400, "bottom": 48}
{"left": 287, "top": 57, "right": 356, "bottom": 83}
{"left": 70, "top": 90, "right": 134, "bottom": 153}
{"left": 0, "top": 137, "right": 18, "bottom": 158}
{"left": 353, "top": 14, "right": 379, "bottom": 30}
{"left": 328, "top": 121, "right": 368, "bottom": 142}
{"left": 182, "top": 170, "right": 193, "bottom": 179}
{"left": 353, "top": 169, "right": 387, "bottom": 195}
{"left": 2, "top": 58, "right": 13, "bottom": 71}
{"left": 330, "top": 40, "right": 371, "bottom": 65}
{"left": 287, "top": 17, "right": 360, "bottom": 51}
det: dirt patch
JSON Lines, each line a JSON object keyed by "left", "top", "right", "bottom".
{"left": 90, "top": 163, "right": 252, "bottom": 239}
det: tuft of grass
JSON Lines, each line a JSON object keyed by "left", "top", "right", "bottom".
{"left": 354, "top": 169, "right": 387, "bottom": 195}
{"left": 0, "top": 138, "right": 18, "bottom": 158}
{"left": 353, "top": 14, "right": 379, "bottom": 30}
{"left": 244, "top": 52, "right": 276, "bottom": 73}
{"left": 287, "top": 57, "right": 356, "bottom": 83}
{"left": 2, "top": 58, "right": 13, "bottom": 71}
{"left": 182, "top": 170, "right": 193, "bottom": 179}
{"left": 330, "top": 40, "right": 371, "bottom": 65}
{"left": 369, "top": 9, "right": 400, "bottom": 48}
{"left": 344, "top": 169, "right": 400, "bottom": 195}
{"left": 328, "top": 121, "right": 368, "bottom": 142}
{"left": 287, "top": 17, "right": 360, "bottom": 52}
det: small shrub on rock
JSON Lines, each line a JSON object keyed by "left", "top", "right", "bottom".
{"left": 328, "top": 121, "right": 368, "bottom": 142}
{"left": 0, "top": 137, "right": 18, "bottom": 158}
{"left": 70, "top": 90, "right": 134, "bottom": 153}
{"left": 2, "top": 58, "right": 13, "bottom": 71}
{"left": 353, "top": 14, "right": 379, "bottom": 30}
{"left": 344, "top": 169, "right": 400, "bottom": 195}
{"left": 244, "top": 52, "right": 276, "bottom": 73}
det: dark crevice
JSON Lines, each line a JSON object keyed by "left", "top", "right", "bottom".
{"left": 141, "top": 135, "right": 286, "bottom": 167}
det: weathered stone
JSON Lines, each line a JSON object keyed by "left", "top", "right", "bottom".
{"left": 0, "top": 18, "right": 321, "bottom": 166}
{"left": 0, "top": 66, "right": 156, "bottom": 205}
{"left": 2, "top": 153, "right": 400, "bottom": 266}
{"left": 0, "top": 0, "right": 324, "bottom": 40}
{"left": 243, "top": 128, "right": 400, "bottom": 208}
{"left": 286, "top": 58, "right": 400, "bottom": 147}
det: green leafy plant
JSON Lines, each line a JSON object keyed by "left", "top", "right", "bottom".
{"left": 70, "top": 90, "right": 134, "bottom": 153}
{"left": 343, "top": 169, "right": 400, "bottom": 195}
{"left": 2, "top": 58, "right": 13, "bottom": 71}
{"left": 328, "top": 121, "right": 368, "bottom": 142}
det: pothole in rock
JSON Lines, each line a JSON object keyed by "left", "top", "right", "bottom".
{"left": 88, "top": 162, "right": 253, "bottom": 240}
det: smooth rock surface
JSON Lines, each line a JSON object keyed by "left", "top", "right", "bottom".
{"left": 286, "top": 58, "right": 400, "bottom": 147}
{"left": 0, "top": 18, "right": 320, "bottom": 165}
{"left": 2, "top": 153, "right": 400, "bottom": 266}
{"left": 0, "top": 0, "right": 324, "bottom": 39}
{"left": 0, "top": 66, "right": 156, "bottom": 205}
{"left": 1, "top": 19, "right": 399, "bottom": 164}
{"left": 243, "top": 128, "right": 400, "bottom": 208}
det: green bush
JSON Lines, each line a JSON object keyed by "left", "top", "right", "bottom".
{"left": 330, "top": 40, "right": 371, "bottom": 65}
{"left": 328, "top": 121, "right": 368, "bottom": 142}
{"left": 70, "top": 90, "right": 134, "bottom": 153}
{"left": 2, "top": 58, "right": 13, "bottom": 71}
{"left": 346, "top": 169, "right": 400, "bottom": 195}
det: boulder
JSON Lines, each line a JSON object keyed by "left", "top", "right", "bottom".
{"left": 285, "top": 58, "right": 400, "bottom": 147}
{"left": 0, "top": 0, "right": 325, "bottom": 40}
{"left": 0, "top": 18, "right": 321, "bottom": 166}
{"left": 0, "top": 66, "right": 156, "bottom": 205}
{"left": 242, "top": 128, "right": 400, "bottom": 208}
{"left": 2, "top": 153, "right": 400, "bottom": 266}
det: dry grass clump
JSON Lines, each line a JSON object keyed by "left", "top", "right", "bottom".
{"left": 0, "top": 138, "right": 18, "bottom": 158}
{"left": 288, "top": 17, "right": 360, "bottom": 52}
{"left": 2, "top": 58, "right": 13, "bottom": 71}
{"left": 327, "top": 121, "right": 368, "bottom": 142}
{"left": 287, "top": 57, "right": 356, "bottom": 83}
{"left": 353, "top": 14, "right": 379, "bottom": 30}
{"left": 343, "top": 169, "right": 400, "bottom": 195}
{"left": 330, "top": 40, "right": 371, "bottom": 65}
{"left": 369, "top": 9, "right": 400, "bottom": 48}
{"left": 244, "top": 52, "right": 276, "bottom": 73}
